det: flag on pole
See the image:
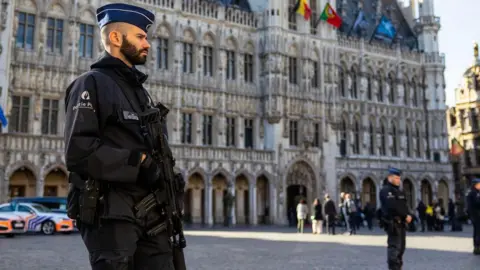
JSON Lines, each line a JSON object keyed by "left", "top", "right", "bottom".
{"left": 348, "top": 10, "right": 368, "bottom": 36}
{"left": 450, "top": 138, "right": 465, "bottom": 156}
{"left": 371, "top": 15, "right": 397, "bottom": 42}
{"left": 292, "top": 0, "right": 312, "bottom": 20}
{"left": 318, "top": 3, "right": 342, "bottom": 28}
{"left": 0, "top": 105, "right": 7, "bottom": 127}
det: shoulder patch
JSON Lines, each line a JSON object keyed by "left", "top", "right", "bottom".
{"left": 81, "top": 91, "right": 90, "bottom": 100}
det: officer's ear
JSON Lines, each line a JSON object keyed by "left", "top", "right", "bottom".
{"left": 108, "top": 30, "right": 123, "bottom": 47}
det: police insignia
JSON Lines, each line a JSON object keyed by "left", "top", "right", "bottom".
{"left": 81, "top": 91, "right": 90, "bottom": 100}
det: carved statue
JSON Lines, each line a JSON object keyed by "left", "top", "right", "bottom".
{"left": 475, "top": 42, "right": 478, "bottom": 59}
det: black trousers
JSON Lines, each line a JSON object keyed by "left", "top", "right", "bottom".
{"left": 474, "top": 220, "right": 480, "bottom": 247}
{"left": 387, "top": 226, "right": 406, "bottom": 270}
{"left": 79, "top": 219, "right": 174, "bottom": 270}
{"left": 326, "top": 215, "right": 336, "bottom": 235}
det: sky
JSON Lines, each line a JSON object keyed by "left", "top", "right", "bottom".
{"left": 435, "top": 0, "right": 480, "bottom": 107}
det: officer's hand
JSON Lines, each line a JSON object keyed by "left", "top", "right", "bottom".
{"left": 139, "top": 154, "right": 161, "bottom": 188}
{"left": 405, "top": 215, "right": 412, "bottom": 224}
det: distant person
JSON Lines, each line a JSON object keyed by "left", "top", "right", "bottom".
{"left": 296, "top": 199, "right": 308, "bottom": 233}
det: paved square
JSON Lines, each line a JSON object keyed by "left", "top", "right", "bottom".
{"left": 1, "top": 226, "right": 479, "bottom": 269}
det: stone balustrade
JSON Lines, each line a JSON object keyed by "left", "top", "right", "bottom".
{"left": 170, "top": 144, "right": 275, "bottom": 164}
{"left": 337, "top": 158, "right": 451, "bottom": 174}
{"left": 0, "top": 134, "right": 64, "bottom": 153}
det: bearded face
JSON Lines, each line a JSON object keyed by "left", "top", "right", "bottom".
{"left": 120, "top": 34, "right": 148, "bottom": 65}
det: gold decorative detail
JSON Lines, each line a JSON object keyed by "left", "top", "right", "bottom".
{"left": 474, "top": 42, "right": 478, "bottom": 59}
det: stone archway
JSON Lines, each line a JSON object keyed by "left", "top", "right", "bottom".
{"left": 286, "top": 161, "right": 316, "bottom": 209}
{"left": 403, "top": 178, "right": 415, "bottom": 209}
{"left": 211, "top": 173, "right": 228, "bottom": 224}
{"left": 256, "top": 175, "right": 270, "bottom": 224}
{"left": 421, "top": 179, "right": 433, "bottom": 205}
{"left": 9, "top": 167, "right": 37, "bottom": 198}
{"left": 361, "top": 178, "right": 377, "bottom": 207}
{"left": 340, "top": 177, "right": 356, "bottom": 198}
{"left": 286, "top": 161, "right": 316, "bottom": 224}
{"left": 235, "top": 174, "right": 249, "bottom": 225}
{"left": 185, "top": 173, "right": 205, "bottom": 224}
{"left": 437, "top": 179, "right": 449, "bottom": 210}
{"left": 44, "top": 168, "right": 68, "bottom": 197}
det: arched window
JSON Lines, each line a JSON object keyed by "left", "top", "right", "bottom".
{"left": 367, "top": 73, "right": 373, "bottom": 100}
{"left": 406, "top": 125, "right": 412, "bottom": 157}
{"left": 353, "top": 118, "right": 360, "bottom": 154}
{"left": 391, "top": 123, "right": 398, "bottom": 156}
{"left": 377, "top": 76, "right": 384, "bottom": 102}
{"left": 339, "top": 67, "right": 346, "bottom": 97}
{"left": 388, "top": 73, "right": 395, "bottom": 103}
{"left": 416, "top": 124, "right": 421, "bottom": 157}
{"left": 379, "top": 121, "right": 386, "bottom": 155}
{"left": 403, "top": 82, "right": 409, "bottom": 106}
{"left": 412, "top": 80, "right": 418, "bottom": 106}
{"left": 340, "top": 118, "right": 347, "bottom": 155}
{"left": 369, "top": 121, "right": 375, "bottom": 155}
{"left": 350, "top": 68, "right": 358, "bottom": 99}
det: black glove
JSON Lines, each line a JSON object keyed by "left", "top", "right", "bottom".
{"left": 138, "top": 154, "right": 162, "bottom": 189}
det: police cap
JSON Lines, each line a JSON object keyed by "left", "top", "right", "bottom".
{"left": 388, "top": 167, "right": 402, "bottom": 176}
{"left": 96, "top": 3, "right": 155, "bottom": 33}
{"left": 472, "top": 178, "right": 480, "bottom": 184}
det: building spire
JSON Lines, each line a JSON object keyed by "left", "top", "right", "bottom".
{"left": 474, "top": 41, "right": 478, "bottom": 59}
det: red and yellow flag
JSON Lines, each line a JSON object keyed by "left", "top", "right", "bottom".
{"left": 319, "top": 3, "right": 342, "bottom": 28}
{"left": 294, "top": 0, "right": 312, "bottom": 20}
{"left": 450, "top": 138, "right": 465, "bottom": 156}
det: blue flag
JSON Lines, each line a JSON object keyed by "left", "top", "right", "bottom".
{"left": 0, "top": 105, "right": 8, "bottom": 127}
{"left": 374, "top": 16, "right": 396, "bottom": 41}
{"left": 350, "top": 10, "right": 369, "bottom": 36}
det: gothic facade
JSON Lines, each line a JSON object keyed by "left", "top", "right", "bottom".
{"left": 0, "top": 0, "right": 452, "bottom": 225}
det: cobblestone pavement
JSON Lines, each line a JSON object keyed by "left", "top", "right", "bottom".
{"left": 1, "top": 226, "right": 479, "bottom": 270}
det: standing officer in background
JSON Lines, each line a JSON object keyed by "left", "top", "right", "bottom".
{"left": 467, "top": 178, "right": 480, "bottom": 255}
{"left": 379, "top": 168, "right": 412, "bottom": 270}
{"left": 64, "top": 3, "right": 185, "bottom": 270}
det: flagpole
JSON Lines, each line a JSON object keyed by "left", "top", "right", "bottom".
{"left": 347, "top": 10, "right": 359, "bottom": 36}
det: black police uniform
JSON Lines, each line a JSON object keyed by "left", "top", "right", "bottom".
{"left": 467, "top": 178, "right": 480, "bottom": 254}
{"left": 64, "top": 3, "right": 175, "bottom": 270}
{"left": 379, "top": 168, "right": 409, "bottom": 270}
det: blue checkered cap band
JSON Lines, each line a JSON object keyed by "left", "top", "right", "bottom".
{"left": 96, "top": 3, "right": 155, "bottom": 33}
{"left": 388, "top": 167, "right": 402, "bottom": 176}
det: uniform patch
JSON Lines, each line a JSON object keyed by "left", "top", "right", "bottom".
{"left": 123, "top": 111, "right": 139, "bottom": 121}
{"left": 73, "top": 101, "right": 94, "bottom": 111}
{"left": 81, "top": 91, "right": 90, "bottom": 100}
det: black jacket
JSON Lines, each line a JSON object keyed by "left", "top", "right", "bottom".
{"left": 312, "top": 204, "right": 323, "bottom": 220}
{"left": 379, "top": 183, "right": 409, "bottom": 220}
{"left": 64, "top": 52, "right": 163, "bottom": 221}
{"left": 467, "top": 188, "right": 480, "bottom": 221}
{"left": 324, "top": 199, "right": 336, "bottom": 216}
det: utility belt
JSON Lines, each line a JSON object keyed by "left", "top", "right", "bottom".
{"left": 67, "top": 173, "right": 170, "bottom": 237}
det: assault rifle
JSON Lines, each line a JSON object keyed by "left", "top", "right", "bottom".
{"left": 138, "top": 103, "right": 187, "bottom": 270}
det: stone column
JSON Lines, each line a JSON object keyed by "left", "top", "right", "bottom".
{"left": 270, "top": 182, "right": 277, "bottom": 225}
{"left": 230, "top": 180, "right": 236, "bottom": 225}
{"left": 205, "top": 182, "right": 213, "bottom": 226}
{"left": 250, "top": 182, "right": 257, "bottom": 225}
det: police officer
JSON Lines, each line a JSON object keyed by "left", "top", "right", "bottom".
{"left": 467, "top": 178, "right": 480, "bottom": 255}
{"left": 64, "top": 3, "right": 178, "bottom": 270}
{"left": 379, "top": 168, "right": 412, "bottom": 270}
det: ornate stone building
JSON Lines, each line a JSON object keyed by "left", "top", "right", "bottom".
{"left": 447, "top": 42, "right": 480, "bottom": 197}
{"left": 0, "top": 0, "right": 452, "bottom": 225}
